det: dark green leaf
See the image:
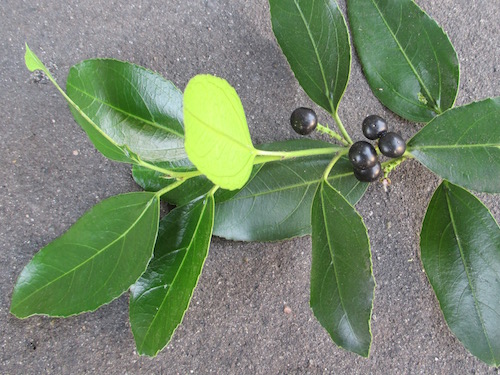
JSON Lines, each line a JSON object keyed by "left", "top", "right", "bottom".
{"left": 269, "top": 0, "right": 351, "bottom": 113}
{"left": 10, "top": 193, "right": 160, "bottom": 318}
{"left": 347, "top": 0, "right": 459, "bottom": 122}
{"left": 408, "top": 98, "right": 500, "bottom": 193}
{"left": 67, "top": 59, "right": 188, "bottom": 167}
{"left": 214, "top": 141, "right": 366, "bottom": 242}
{"left": 420, "top": 181, "right": 500, "bottom": 366}
{"left": 129, "top": 194, "right": 214, "bottom": 356}
{"left": 310, "top": 180, "right": 374, "bottom": 357}
{"left": 25, "top": 46, "right": 138, "bottom": 163}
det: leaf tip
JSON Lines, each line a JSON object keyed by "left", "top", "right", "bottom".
{"left": 24, "top": 43, "right": 38, "bottom": 72}
{"left": 9, "top": 298, "right": 31, "bottom": 320}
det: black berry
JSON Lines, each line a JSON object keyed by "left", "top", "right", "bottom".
{"left": 362, "top": 115, "right": 388, "bottom": 140}
{"left": 378, "top": 132, "right": 406, "bottom": 158}
{"left": 290, "top": 107, "right": 318, "bottom": 135}
{"left": 353, "top": 161, "right": 382, "bottom": 182}
{"left": 349, "top": 141, "right": 378, "bottom": 170}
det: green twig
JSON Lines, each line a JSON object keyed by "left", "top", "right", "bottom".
{"left": 153, "top": 145, "right": 343, "bottom": 182}
{"left": 255, "top": 146, "right": 342, "bottom": 164}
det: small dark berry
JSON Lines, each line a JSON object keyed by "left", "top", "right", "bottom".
{"left": 290, "top": 107, "right": 318, "bottom": 135}
{"left": 362, "top": 115, "right": 388, "bottom": 140}
{"left": 349, "top": 141, "right": 378, "bottom": 170}
{"left": 353, "top": 161, "right": 382, "bottom": 182}
{"left": 378, "top": 132, "right": 406, "bottom": 158}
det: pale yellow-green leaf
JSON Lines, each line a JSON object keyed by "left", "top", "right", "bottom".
{"left": 24, "top": 44, "right": 49, "bottom": 74}
{"left": 183, "top": 74, "right": 256, "bottom": 190}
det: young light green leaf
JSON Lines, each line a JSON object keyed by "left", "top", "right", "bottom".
{"left": 213, "top": 140, "right": 367, "bottom": 242}
{"left": 183, "top": 74, "right": 257, "bottom": 190}
{"left": 269, "top": 0, "right": 351, "bottom": 114}
{"left": 129, "top": 194, "right": 215, "bottom": 357}
{"left": 67, "top": 59, "right": 188, "bottom": 168}
{"left": 310, "top": 180, "right": 374, "bottom": 357}
{"left": 347, "top": 0, "right": 459, "bottom": 122}
{"left": 421, "top": 181, "right": 500, "bottom": 366}
{"left": 10, "top": 192, "right": 160, "bottom": 318}
{"left": 408, "top": 97, "right": 500, "bottom": 193}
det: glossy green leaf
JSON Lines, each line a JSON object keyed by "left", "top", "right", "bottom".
{"left": 214, "top": 140, "right": 367, "bottom": 242}
{"left": 421, "top": 181, "right": 500, "bottom": 366}
{"left": 269, "top": 0, "right": 351, "bottom": 113}
{"left": 24, "top": 45, "right": 137, "bottom": 163}
{"left": 408, "top": 98, "right": 500, "bottom": 193}
{"left": 10, "top": 192, "right": 160, "bottom": 318}
{"left": 347, "top": 0, "right": 459, "bottom": 122}
{"left": 183, "top": 74, "right": 257, "bottom": 190}
{"left": 25, "top": 45, "right": 187, "bottom": 167}
{"left": 310, "top": 180, "right": 374, "bottom": 357}
{"left": 130, "top": 194, "right": 214, "bottom": 356}
{"left": 67, "top": 59, "right": 188, "bottom": 168}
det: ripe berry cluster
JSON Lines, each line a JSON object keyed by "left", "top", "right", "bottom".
{"left": 349, "top": 115, "right": 406, "bottom": 182}
{"left": 289, "top": 109, "right": 406, "bottom": 183}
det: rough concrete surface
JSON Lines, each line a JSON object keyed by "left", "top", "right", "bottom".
{"left": 1, "top": 0, "right": 499, "bottom": 374}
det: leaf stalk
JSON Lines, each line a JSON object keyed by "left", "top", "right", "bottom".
{"left": 332, "top": 111, "right": 353, "bottom": 145}
{"left": 381, "top": 152, "right": 412, "bottom": 178}
{"left": 322, "top": 148, "right": 349, "bottom": 181}
{"left": 155, "top": 180, "right": 186, "bottom": 198}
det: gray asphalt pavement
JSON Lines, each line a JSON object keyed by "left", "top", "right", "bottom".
{"left": 1, "top": 0, "right": 499, "bottom": 373}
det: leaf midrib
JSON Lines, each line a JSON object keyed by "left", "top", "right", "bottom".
{"left": 369, "top": 0, "right": 437, "bottom": 110}
{"left": 138, "top": 198, "right": 211, "bottom": 353}
{"left": 410, "top": 144, "right": 500, "bottom": 150}
{"left": 410, "top": 108, "right": 500, "bottom": 150}
{"left": 185, "top": 108, "right": 255, "bottom": 155}
{"left": 444, "top": 185, "right": 495, "bottom": 362}
{"left": 12, "top": 196, "right": 157, "bottom": 312}
{"left": 293, "top": 0, "right": 336, "bottom": 114}
{"left": 67, "top": 82, "right": 184, "bottom": 138}
{"left": 320, "top": 182, "right": 361, "bottom": 345}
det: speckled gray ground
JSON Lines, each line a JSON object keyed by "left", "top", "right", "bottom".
{"left": 1, "top": 0, "right": 499, "bottom": 374}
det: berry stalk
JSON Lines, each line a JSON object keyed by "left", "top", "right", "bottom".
{"left": 382, "top": 152, "right": 412, "bottom": 179}
{"left": 316, "top": 123, "right": 350, "bottom": 146}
